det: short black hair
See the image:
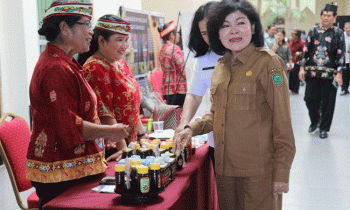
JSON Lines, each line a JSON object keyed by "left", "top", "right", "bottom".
{"left": 320, "top": 9, "right": 337, "bottom": 16}
{"left": 188, "top": 1, "right": 218, "bottom": 57}
{"left": 207, "top": 0, "right": 264, "bottom": 55}
{"left": 267, "top": 24, "right": 275, "bottom": 30}
{"left": 292, "top": 29, "right": 302, "bottom": 38}
{"left": 158, "top": 22, "right": 177, "bottom": 41}
{"left": 78, "top": 14, "right": 125, "bottom": 65}
{"left": 38, "top": 0, "right": 81, "bottom": 42}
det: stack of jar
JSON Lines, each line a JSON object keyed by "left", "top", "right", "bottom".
{"left": 115, "top": 162, "right": 162, "bottom": 195}
{"left": 115, "top": 138, "right": 196, "bottom": 195}
{"left": 116, "top": 139, "right": 176, "bottom": 194}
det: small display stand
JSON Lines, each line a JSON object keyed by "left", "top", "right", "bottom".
{"left": 115, "top": 186, "right": 165, "bottom": 204}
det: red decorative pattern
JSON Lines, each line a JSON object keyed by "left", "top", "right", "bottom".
{"left": 83, "top": 57, "right": 141, "bottom": 142}
{"left": 159, "top": 41, "right": 187, "bottom": 96}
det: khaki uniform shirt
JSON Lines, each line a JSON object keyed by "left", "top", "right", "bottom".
{"left": 189, "top": 44, "right": 296, "bottom": 183}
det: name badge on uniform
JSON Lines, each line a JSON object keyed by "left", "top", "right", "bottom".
{"left": 201, "top": 66, "right": 215, "bottom": 79}
{"left": 202, "top": 66, "right": 215, "bottom": 71}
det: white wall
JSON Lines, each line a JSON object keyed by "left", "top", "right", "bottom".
{"left": 93, "top": 0, "right": 142, "bottom": 22}
{"left": 0, "top": 0, "right": 39, "bottom": 123}
{"left": 0, "top": 0, "right": 40, "bottom": 208}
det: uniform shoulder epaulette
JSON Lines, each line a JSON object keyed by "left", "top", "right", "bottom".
{"left": 258, "top": 48, "right": 278, "bottom": 57}
{"left": 217, "top": 55, "right": 226, "bottom": 62}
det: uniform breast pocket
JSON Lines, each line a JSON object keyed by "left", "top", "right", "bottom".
{"left": 231, "top": 83, "right": 257, "bottom": 111}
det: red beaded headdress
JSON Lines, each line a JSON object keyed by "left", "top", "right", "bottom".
{"left": 43, "top": 2, "right": 93, "bottom": 21}
{"left": 95, "top": 18, "right": 131, "bottom": 36}
{"left": 160, "top": 21, "right": 177, "bottom": 38}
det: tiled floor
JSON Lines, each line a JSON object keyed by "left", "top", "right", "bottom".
{"left": 283, "top": 85, "right": 350, "bottom": 210}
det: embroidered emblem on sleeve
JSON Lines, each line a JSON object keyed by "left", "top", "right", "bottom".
{"left": 246, "top": 71, "right": 253, "bottom": 76}
{"left": 85, "top": 101, "right": 91, "bottom": 111}
{"left": 34, "top": 130, "right": 48, "bottom": 157}
{"left": 74, "top": 144, "right": 85, "bottom": 154}
{"left": 50, "top": 91, "right": 57, "bottom": 102}
{"left": 272, "top": 73, "right": 283, "bottom": 86}
{"left": 269, "top": 69, "right": 284, "bottom": 87}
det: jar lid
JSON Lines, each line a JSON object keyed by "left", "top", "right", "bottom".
{"left": 123, "top": 148, "right": 132, "bottom": 152}
{"left": 140, "top": 139, "right": 148, "bottom": 144}
{"left": 132, "top": 160, "right": 141, "bottom": 165}
{"left": 151, "top": 141, "right": 159, "bottom": 146}
{"left": 115, "top": 164, "right": 125, "bottom": 172}
{"left": 153, "top": 139, "right": 161, "bottom": 144}
{"left": 137, "top": 165, "right": 149, "bottom": 174}
{"left": 150, "top": 163, "right": 161, "bottom": 170}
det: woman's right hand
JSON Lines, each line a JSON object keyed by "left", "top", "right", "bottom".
{"left": 106, "top": 123, "right": 130, "bottom": 142}
{"left": 172, "top": 127, "right": 193, "bottom": 153}
{"left": 106, "top": 150, "right": 123, "bottom": 162}
{"left": 174, "top": 124, "right": 186, "bottom": 136}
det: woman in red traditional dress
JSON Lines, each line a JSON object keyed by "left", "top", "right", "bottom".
{"left": 26, "top": 1, "right": 129, "bottom": 209}
{"left": 158, "top": 21, "right": 187, "bottom": 106}
{"left": 79, "top": 15, "right": 146, "bottom": 162}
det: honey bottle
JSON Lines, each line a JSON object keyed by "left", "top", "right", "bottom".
{"left": 149, "top": 163, "right": 161, "bottom": 192}
{"left": 137, "top": 166, "right": 150, "bottom": 194}
{"left": 115, "top": 164, "right": 125, "bottom": 193}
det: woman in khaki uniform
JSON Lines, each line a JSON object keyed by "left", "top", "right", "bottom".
{"left": 173, "top": 1, "right": 296, "bottom": 209}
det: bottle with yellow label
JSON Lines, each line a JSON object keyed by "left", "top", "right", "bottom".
{"left": 137, "top": 166, "right": 150, "bottom": 194}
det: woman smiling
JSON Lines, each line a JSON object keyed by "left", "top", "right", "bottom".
{"left": 27, "top": 2, "right": 129, "bottom": 209}
{"left": 80, "top": 15, "right": 145, "bottom": 162}
{"left": 173, "top": 0, "right": 296, "bottom": 209}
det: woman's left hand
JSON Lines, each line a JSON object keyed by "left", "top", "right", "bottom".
{"left": 273, "top": 182, "right": 289, "bottom": 199}
{"left": 106, "top": 150, "right": 123, "bottom": 162}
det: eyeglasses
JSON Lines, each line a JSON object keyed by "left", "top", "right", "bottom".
{"left": 75, "top": 22, "right": 92, "bottom": 29}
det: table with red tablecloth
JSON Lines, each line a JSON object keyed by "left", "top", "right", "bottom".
{"left": 43, "top": 143, "right": 219, "bottom": 210}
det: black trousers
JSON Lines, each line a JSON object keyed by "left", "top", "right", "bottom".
{"left": 164, "top": 94, "right": 186, "bottom": 107}
{"left": 304, "top": 77, "right": 337, "bottom": 131}
{"left": 32, "top": 174, "right": 103, "bottom": 209}
{"left": 341, "top": 63, "right": 350, "bottom": 92}
{"left": 289, "top": 64, "right": 300, "bottom": 93}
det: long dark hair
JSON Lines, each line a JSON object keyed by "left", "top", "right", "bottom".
{"left": 207, "top": 0, "right": 264, "bottom": 55}
{"left": 77, "top": 14, "right": 125, "bottom": 66}
{"left": 279, "top": 30, "right": 287, "bottom": 46}
{"left": 188, "top": 1, "right": 218, "bottom": 57}
{"left": 38, "top": 0, "right": 81, "bottom": 42}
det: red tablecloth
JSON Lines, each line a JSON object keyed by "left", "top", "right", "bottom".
{"left": 43, "top": 144, "right": 219, "bottom": 210}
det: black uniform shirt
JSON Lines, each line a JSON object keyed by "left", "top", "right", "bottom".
{"left": 300, "top": 24, "right": 346, "bottom": 79}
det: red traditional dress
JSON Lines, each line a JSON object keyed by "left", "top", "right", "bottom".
{"left": 159, "top": 41, "right": 187, "bottom": 96}
{"left": 26, "top": 43, "right": 107, "bottom": 183}
{"left": 83, "top": 56, "right": 141, "bottom": 142}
